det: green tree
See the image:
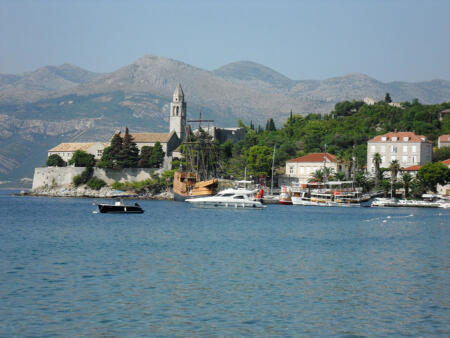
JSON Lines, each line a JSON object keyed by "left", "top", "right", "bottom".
{"left": 97, "top": 146, "right": 114, "bottom": 168}
{"left": 380, "top": 178, "right": 392, "bottom": 197}
{"left": 311, "top": 169, "right": 324, "bottom": 183}
{"left": 372, "top": 153, "right": 382, "bottom": 187}
{"left": 417, "top": 162, "right": 450, "bottom": 192}
{"left": 118, "top": 127, "right": 139, "bottom": 168}
{"left": 433, "top": 146, "right": 450, "bottom": 162}
{"left": 401, "top": 172, "right": 413, "bottom": 198}
{"left": 389, "top": 160, "right": 401, "bottom": 196}
{"left": 265, "top": 118, "right": 276, "bottom": 132}
{"left": 149, "top": 141, "right": 165, "bottom": 168}
{"left": 46, "top": 154, "right": 65, "bottom": 167}
{"left": 334, "top": 171, "right": 346, "bottom": 181}
{"left": 310, "top": 167, "right": 333, "bottom": 183}
{"left": 245, "top": 145, "right": 273, "bottom": 177}
{"left": 355, "top": 171, "right": 372, "bottom": 192}
{"left": 69, "top": 150, "right": 95, "bottom": 167}
{"left": 138, "top": 146, "right": 153, "bottom": 168}
{"left": 385, "top": 92, "right": 392, "bottom": 103}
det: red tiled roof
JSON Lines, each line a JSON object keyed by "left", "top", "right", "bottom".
{"left": 439, "top": 135, "right": 450, "bottom": 142}
{"left": 442, "top": 158, "right": 450, "bottom": 165}
{"left": 403, "top": 165, "right": 421, "bottom": 171}
{"left": 287, "top": 152, "right": 336, "bottom": 163}
{"left": 368, "top": 131, "right": 430, "bottom": 143}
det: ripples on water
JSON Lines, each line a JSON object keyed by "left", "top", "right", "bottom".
{"left": 0, "top": 191, "right": 449, "bottom": 336}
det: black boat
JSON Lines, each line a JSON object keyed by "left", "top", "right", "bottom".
{"left": 97, "top": 198, "right": 144, "bottom": 214}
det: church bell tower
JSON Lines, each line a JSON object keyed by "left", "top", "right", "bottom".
{"left": 169, "top": 83, "right": 186, "bottom": 141}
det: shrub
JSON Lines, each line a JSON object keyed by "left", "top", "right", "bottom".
{"left": 73, "top": 167, "right": 94, "bottom": 187}
{"left": 87, "top": 177, "right": 106, "bottom": 190}
{"left": 73, "top": 175, "right": 83, "bottom": 187}
{"left": 46, "top": 154, "right": 65, "bottom": 167}
{"left": 69, "top": 150, "right": 95, "bottom": 167}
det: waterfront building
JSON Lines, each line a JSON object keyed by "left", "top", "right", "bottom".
{"left": 284, "top": 153, "right": 347, "bottom": 184}
{"left": 48, "top": 142, "right": 108, "bottom": 163}
{"left": 367, "top": 131, "right": 432, "bottom": 175}
{"left": 126, "top": 131, "right": 179, "bottom": 156}
{"left": 401, "top": 164, "right": 421, "bottom": 177}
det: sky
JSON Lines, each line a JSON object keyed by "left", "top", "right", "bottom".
{"left": 1, "top": 0, "right": 450, "bottom": 82}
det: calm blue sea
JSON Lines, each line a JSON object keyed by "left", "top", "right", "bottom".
{"left": 0, "top": 190, "right": 449, "bottom": 337}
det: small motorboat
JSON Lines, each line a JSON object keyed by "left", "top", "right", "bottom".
{"left": 96, "top": 198, "right": 144, "bottom": 214}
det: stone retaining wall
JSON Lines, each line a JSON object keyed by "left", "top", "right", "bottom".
{"left": 32, "top": 167, "right": 156, "bottom": 190}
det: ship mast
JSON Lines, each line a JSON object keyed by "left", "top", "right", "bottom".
{"left": 323, "top": 144, "right": 328, "bottom": 184}
{"left": 185, "top": 111, "right": 215, "bottom": 180}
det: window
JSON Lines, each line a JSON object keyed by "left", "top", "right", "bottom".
{"left": 392, "top": 137, "right": 398, "bottom": 141}
{"left": 381, "top": 156, "right": 385, "bottom": 164}
{"left": 233, "top": 196, "right": 244, "bottom": 199}
{"left": 380, "top": 146, "right": 386, "bottom": 153}
{"left": 412, "top": 156, "right": 417, "bottom": 163}
{"left": 391, "top": 155, "right": 396, "bottom": 161}
{"left": 381, "top": 136, "right": 387, "bottom": 141}
{"left": 402, "top": 155, "right": 408, "bottom": 163}
{"left": 97, "top": 150, "right": 103, "bottom": 157}
{"left": 391, "top": 145, "right": 397, "bottom": 153}
{"left": 412, "top": 145, "right": 417, "bottom": 153}
{"left": 403, "top": 145, "right": 408, "bottom": 153}
{"left": 370, "top": 145, "right": 375, "bottom": 152}
{"left": 290, "top": 167, "right": 294, "bottom": 174}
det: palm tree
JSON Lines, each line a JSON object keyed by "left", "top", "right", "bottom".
{"left": 389, "top": 160, "right": 401, "bottom": 196}
{"left": 334, "top": 171, "right": 346, "bottom": 181}
{"left": 372, "top": 153, "right": 382, "bottom": 188}
{"left": 310, "top": 169, "right": 324, "bottom": 182}
{"left": 401, "top": 172, "right": 413, "bottom": 198}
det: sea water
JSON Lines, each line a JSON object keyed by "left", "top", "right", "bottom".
{"left": 0, "top": 190, "right": 449, "bottom": 336}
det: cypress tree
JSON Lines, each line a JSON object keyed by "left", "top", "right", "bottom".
{"left": 119, "top": 127, "right": 139, "bottom": 168}
{"left": 149, "top": 141, "right": 165, "bottom": 168}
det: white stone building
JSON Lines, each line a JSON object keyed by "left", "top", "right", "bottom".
{"left": 438, "top": 135, "right": 450, "bottom": 148}
{"left": 437, "top": 159, "right": 450, "bottom": 196}
{"left": 48, "top": 142, "right": 108, "bottom": 163}
{"left": 367, "top": 131, "right": 432, "bottom": 174}
{"left": 285, "top": 153, "right": 346, "bottom": 184}
{"left": 126, "top": 131, "right": 179, "bottom": 156}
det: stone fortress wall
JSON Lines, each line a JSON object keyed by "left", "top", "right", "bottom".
{"left": 32, "top": 167, "right": 156, "bottom": 190}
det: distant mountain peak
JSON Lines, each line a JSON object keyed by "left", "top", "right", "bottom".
{"left": 213, "top": 60, "right": 294, "bottom": 89}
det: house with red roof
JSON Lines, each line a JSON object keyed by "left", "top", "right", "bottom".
{"left": 367, "top": 131, "right": 432, "bottom": 175}
{"left": 285, "top": 152, "right": 347, "bottom": 184}
{"left": 438, "top": 135, "right": 450, "bottom": 148}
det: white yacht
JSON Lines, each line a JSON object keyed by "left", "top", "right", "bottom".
{"left": 185, "top": 187, "right": 265, "bottom": 209}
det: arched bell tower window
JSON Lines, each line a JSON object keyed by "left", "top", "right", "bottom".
{"left": 176, "top": 106, "right": 179, "bottom": 116}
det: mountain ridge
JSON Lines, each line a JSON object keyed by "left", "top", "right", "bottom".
{"left": 0, "top": 54, "right": 449, "bottom": 183}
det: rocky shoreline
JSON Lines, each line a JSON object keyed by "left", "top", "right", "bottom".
{"left": 22, "top": 185, "right": 174, "bottom": 200}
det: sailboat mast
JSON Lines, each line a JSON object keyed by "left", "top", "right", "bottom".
{"left": 271, "top": 145, "right": 276, "bottom": 195}
{"left": 323, "top": 144, "right": 328, "bottom": 183}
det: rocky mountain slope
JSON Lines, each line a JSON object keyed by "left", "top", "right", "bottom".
{"left": 0, "top": 55, "right": 449, "bottom": 184}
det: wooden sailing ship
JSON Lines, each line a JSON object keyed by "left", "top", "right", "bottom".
{"left": 173, "top": 114, "right": 219, "bottom": 201}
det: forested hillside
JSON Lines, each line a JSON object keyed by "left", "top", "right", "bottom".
{"left": 215, "top": 99, "right": 450, "bottom": 180}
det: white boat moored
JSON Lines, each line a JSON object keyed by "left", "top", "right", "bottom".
{"left": 186, "top": 188, "right": 265, "bottom": 209}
